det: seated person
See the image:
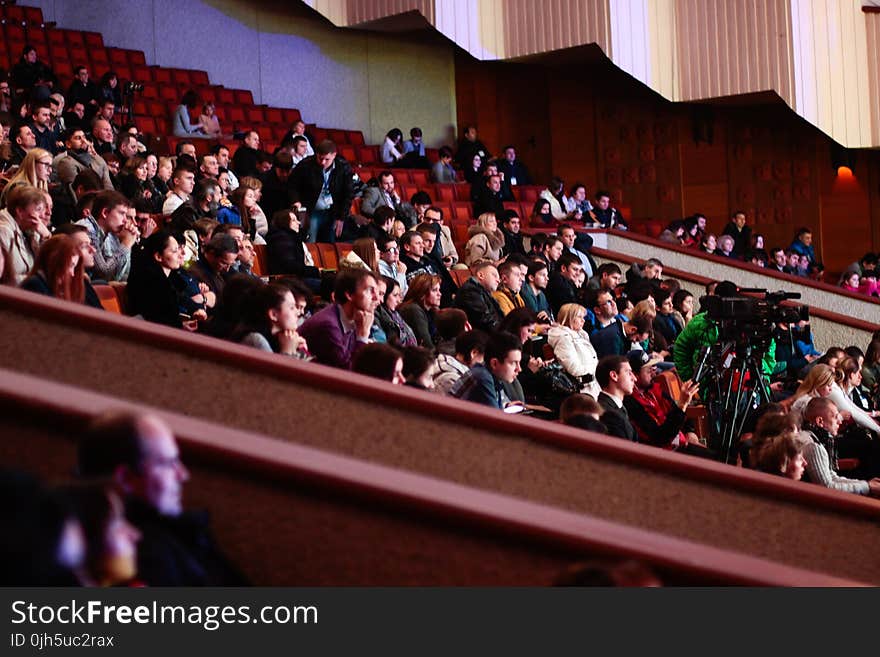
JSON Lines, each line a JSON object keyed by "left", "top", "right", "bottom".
{"left": 75, "top": 189, "right": 136, "bottom": 282}
{"left": 449, "top": 331, "right": 522, "bottom": 410}
{"left": 76, "top": 411, "right": 248, "bottom": 585}
{"left": 596, "top": 355, "right": 638, "bottom": 442}
{"left": 434, "top": 329, "right": 488, "bottom": 394}
{"left": 800, "top": 397, "right": 880, "bottom": 497}
{"left": 454, "top": 261, "right": 503, "bottom": 332}
{"left": 299, "top": 268, "right": 380, "bottom": 370}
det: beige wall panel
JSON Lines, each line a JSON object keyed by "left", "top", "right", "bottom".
{"left": 866, "top": 14, "right": 880, "bottom": 145}
{"left": 647, "top": 0, "right": 678, "bottom": 99}
{"left": 676, "top": 0, "right": 793, "bottom": 103}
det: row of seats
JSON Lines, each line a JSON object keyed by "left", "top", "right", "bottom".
{"left": 0, "top": 4, "right": 45, "bottom": 26}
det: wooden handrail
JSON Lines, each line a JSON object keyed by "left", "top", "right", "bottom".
{"left": 0, "top": 367, "right": 863, "bottom": 586}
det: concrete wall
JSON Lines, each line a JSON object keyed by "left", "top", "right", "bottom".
{"left": 30, "top": 0, "right": 457, "bottom": 145}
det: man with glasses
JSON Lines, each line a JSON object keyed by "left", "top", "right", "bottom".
{"left": 378, "top": 235, "right": 408, "bottom": 296}
{"left": 587, "top": 288, "right": 618, "bottom": 334}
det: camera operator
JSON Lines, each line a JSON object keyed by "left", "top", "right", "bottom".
{"left": 672, "top": 281, "right": 779, "bottom": 385}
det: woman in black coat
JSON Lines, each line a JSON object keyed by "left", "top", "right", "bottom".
{"left": 127, "top": 231, "right": 206, "bottom": 329}
{"left": 265, "top": 208, "right": 321, "bottom": 292}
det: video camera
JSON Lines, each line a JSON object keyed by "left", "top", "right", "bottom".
{"left": 702, "top": 289, "right": 809, "bottom": 352}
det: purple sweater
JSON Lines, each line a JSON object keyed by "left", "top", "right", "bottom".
{"left": 299, "top": 303, "right": 363, "bottom": 370}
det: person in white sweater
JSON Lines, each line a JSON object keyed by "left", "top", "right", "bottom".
{"left": 548, "top": 303, "right": 600, "bottom": 398}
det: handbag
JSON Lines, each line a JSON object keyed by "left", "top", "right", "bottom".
{"left": 535, "top": 362, "right": 580, "bottom": 398}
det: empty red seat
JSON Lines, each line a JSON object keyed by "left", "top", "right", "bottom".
{"left": 154, "top": 117, "right": 169, "bottom": 134}
{"left": 337, "top": 144, "right": 357, "bottom": 162}
{"left": 115, "top": 65, "right": 132, "bottom": 81}
{"left": 329, "top": 129, "right": 348, "bottom": 144}
{"left": 3, "top": 6, "right": 24, "bottom": 22}
{"left": 108, "top": 48, "right": 128, "bottom": 67}
{"left": 130, "top": 65, "right": 151, "bottom": 82}
{"left": 453, "top": 184, "right": 472, "bottom": 201}
{"left": 348, "top": 131, "right": 365, "bottom": 146}
{"left": 5, "top": 24, "right": 25, "bottom": 41}
{"left": 152, "top": 67, "right": 171, "bottom": 84}
{"left": 452, "top": 224, "right": 470, "bottom": 243}
{"left": 128, "top": 51, "right": 145, "bottom": 66}
{"left": 265, "top": 108, "right": 283, "bottom": 124}
{"left": 234, "top": 89, "right": 253, "bottom": 105}
{"left": 140, "top": 82, "right": 159, "bottom": 99}
{"left": 148, "top": 100, "right": 166, "bottom": 117}
{"left": 246, "top": 107, "right": 264, "bottom": 123}
{"left": 318, "top": 243, "right": 338, "bottom": 270}
{"left": 228, "top": 107, "right": 246, "bottom": 124}
{"left": 452, "top": 203, "right": 473, "bottom": 224}
{"left": 65, "top": 31, "right": 85, "bottom": 48}
{"left": 134, "top": 116, "right": 157, "bottom": 135}
{"left": 132, "top": 99, "right": 148, "bottom": 116}
{"left": 158, "top": 85, "right": 178, "bottom": 102}
{"left": 90, "top": 47, "right": 109, "bottom": 65}
{"left": 49, "top": 44, "right": 68, "bottom": 64}
{"left": 84, "top": 32, "right": 103, "bottom": 49}
{"left": 256, "top": 126, "right": 273, "bottom": 142}
{"left": 25, "top": 28, "right": 47, "bottom": 45}
{"left": 171, "top": 69, "right": 191, "bottom": 86}
{"left": 24, "top": 7, "right": 44, "bottom": 25}
{"left": 217, "top": 88, "right": 234, "bottom": 105}
{"left": 69, "top": 47, "right": 89, "bottom": 67}
{"left": 272, "top": 125, "right": 287, "bottom": 140}
{"left": 281, "top": 108, "right": 301, "bottom": 124}
{"left": 434, "top": 184, "right": 455, "bottom": 202}
{"left": 53, "top": 60, "right": 73, "bottom": 80}
{"left": 190, "top": 70, "right": 209, "bottom": 86}
{"left": 410, "top": 170, "right": 429, "bottom": 187}
{"left": 356, "top": 145, "right": 378, "bottom": 163}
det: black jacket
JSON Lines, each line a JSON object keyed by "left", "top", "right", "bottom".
{"left": 265, "top": 225, "right": 319, "bottom": 278}
{"left": 454, "top": 277, "right": 502, "bottom": 332}
{"left": 126, "top": 499, "right": 249, "bottom": 586}
{"left": 288, "top": 155, "right": 356, "bottom": 224}
{"left": 546, "top": 272, "right": 578, "bottom": 316}
{"left": 598, "top": 392, "right": 638, "bottom": 442}
{"left": 232, "top": 145, "right": 260, "bottom": 179}
{"left": 472, "top": 185, "right": 505, "bottom": 218}
{"left": 126, "top": 258, "right": 183, "bottom": 328}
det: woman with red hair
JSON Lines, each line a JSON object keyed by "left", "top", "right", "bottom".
{"left": 20, "top": 234, "right": 85, "bottom": 303}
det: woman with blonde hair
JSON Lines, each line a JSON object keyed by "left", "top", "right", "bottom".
{"left": 789, "top": 364, "right": 835, "bottom": 420}
{"left": 548, "top": 303, "right": 600, "bottom": 397}
{"left": 1, "top": 147, "right": 52, "bottom": 204}
{"left": 464, "top": 212, "right": 505, "bottom": 266}
{"left": 398, "top": 273, "right": 442, "bottom": 349}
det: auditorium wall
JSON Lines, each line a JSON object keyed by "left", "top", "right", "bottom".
{"left": 455, "top": 52, "right": 880, "bottom": 274}
{"left": 30, "top": 0, "right": 457, "bottom": 146}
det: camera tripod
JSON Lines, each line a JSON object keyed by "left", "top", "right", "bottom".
{"left": 697, "top": 339, "right": 772, "bottom": 464}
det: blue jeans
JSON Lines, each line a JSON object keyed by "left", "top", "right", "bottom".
{"left": 308, "top": 209, "right": 335, "bottom": 243}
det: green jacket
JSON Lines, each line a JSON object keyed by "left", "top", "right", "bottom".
{"left": 673, "top": 312, "right": 776, "bottom": 381}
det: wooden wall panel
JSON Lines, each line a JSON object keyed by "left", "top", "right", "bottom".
{"left": 455, "top": 55, "right": 880, "bottom": 274}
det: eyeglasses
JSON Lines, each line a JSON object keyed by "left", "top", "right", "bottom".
{"left": 383, "top": 246, "right": 399, "bottom": 253}
{"left": 37, "top": 161, "right": 53, "bottom": 170}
